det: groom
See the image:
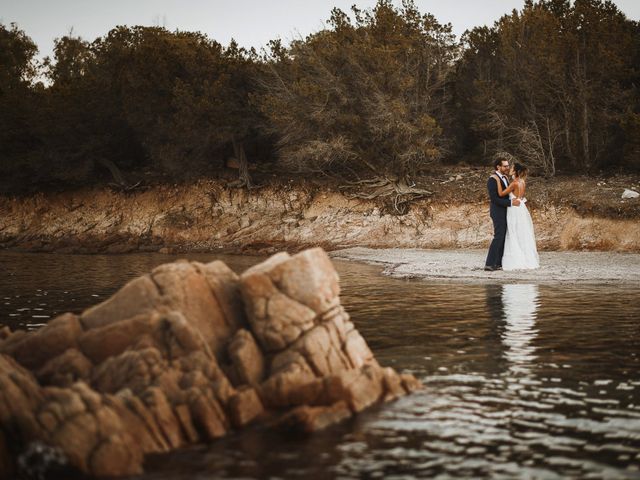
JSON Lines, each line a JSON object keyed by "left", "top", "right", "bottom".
{"left": 485, "top": 158, "right": 520, "bottom": 271}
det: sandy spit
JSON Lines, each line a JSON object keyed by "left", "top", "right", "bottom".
{"left": 330, "top": 247, "right": 640, "bottom": 284}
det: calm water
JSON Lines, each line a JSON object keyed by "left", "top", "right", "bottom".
{"left": 1, "top": 251, "right": 639, "bottom": 479}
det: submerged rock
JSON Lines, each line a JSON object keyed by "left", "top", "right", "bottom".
{"left": 0, "top": 247, "right": 421, "bottom": 478}
{"left": 17, "top": 441, "right": 83, "bottom": 480}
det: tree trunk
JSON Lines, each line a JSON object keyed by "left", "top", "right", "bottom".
{"left": 230, "top": 136, "right": 253, "bottom": 189}
{"left": 562, "top": 101, "right": 575, "bottom": 167}
{"left": 576, "top": 35, "right": 590, "bottom": 170}
{"left": 545, "top": 117, "right": 556, "bottom": 177}
{"left": 97, "top": 158, "right": 126, "bottom": 187}
{"left": 581, "top": 98, "right": 590, "bottom": 169}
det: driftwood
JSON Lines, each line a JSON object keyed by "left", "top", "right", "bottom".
{"left": 340, "top": 176, "right": 432, "bottom": 215}
{"left": 97, "top": 158, "right": 142, "bottom": 191}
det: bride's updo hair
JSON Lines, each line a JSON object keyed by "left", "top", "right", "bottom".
{"left": 513, "top": 163, "right": 528, "bottom": 179}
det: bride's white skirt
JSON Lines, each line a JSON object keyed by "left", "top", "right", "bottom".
{"left": 503, "top": 203, "right": 539, "bottom": 270}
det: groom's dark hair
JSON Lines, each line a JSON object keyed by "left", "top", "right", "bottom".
{"left": 493, "top": 158, "right": 507, "bottom": 169}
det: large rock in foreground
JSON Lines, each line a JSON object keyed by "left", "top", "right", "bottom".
{"left": 0, "top": 248, "right": 421, "bottom": 478}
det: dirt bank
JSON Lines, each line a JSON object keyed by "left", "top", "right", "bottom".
{"left": 0, "top": 171, "right": 639, "bottom": 254}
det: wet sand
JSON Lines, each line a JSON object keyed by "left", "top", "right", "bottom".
{"left": 331, "top": 247, "right": 640, "bottom": 284}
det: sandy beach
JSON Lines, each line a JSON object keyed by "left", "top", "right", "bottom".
{"left": 330, "top": 247, "right": 640, "bottom": 284}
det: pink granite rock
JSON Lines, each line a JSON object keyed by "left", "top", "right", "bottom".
{"left": 0, "top": 248, "right": 421, "bottom": 478}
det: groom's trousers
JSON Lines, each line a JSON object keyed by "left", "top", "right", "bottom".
{"left": 486, "top": 208, "right": 507, "bottom": 268}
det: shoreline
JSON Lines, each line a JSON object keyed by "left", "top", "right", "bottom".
{"left": 330, "top": 247, "right": 640, "bottom": 284}
{"left": 3, "top": 246, "right": 640, "bottom": 286}
{"left": 3, "top": 247, "right": 640, "bottom": 286}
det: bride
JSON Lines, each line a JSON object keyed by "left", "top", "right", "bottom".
{"left": 493, "top": 163, "right": 539, "bottom": 270}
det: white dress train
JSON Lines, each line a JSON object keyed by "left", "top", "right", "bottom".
{"left": 502, "top": 193, "right": 539, "bottom": 270}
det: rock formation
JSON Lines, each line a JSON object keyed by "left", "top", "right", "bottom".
{"left": 0, "top": 248, "right": 421, "bottom": 478}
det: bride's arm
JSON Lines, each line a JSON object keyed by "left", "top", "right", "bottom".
{"left": 494, "top": 176, "right": 516, "bottom": 197}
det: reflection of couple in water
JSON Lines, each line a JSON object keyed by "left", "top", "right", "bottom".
{"left": 485, "top": 158, "right": 539, "bottom": 272}
{"left": 487, "top": 284, "right": 539, "bottom": 373}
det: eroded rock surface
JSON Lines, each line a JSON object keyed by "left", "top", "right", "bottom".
{"left": 2, "top": 179, "right": 639, "bottom": 255}
{"left": 0, "top": 248, "right": 421, "bottom": 478}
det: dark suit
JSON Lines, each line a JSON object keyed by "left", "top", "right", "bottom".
{"left": 485, "top": 175, "right": 511, "bottom": 268}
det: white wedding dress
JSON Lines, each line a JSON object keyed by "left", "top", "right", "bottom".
{"left": 502, "top": 193, "right": 539, "bottom": 270}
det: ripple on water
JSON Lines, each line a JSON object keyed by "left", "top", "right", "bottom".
{"left": 1, "top": 252, "right": 640, "bottom": 479}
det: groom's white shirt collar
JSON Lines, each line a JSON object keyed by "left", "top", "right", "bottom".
{"left": 495, "top": 170, "right": 508, "bottom": 183}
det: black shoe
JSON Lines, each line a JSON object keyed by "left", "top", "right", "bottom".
{"left": 484, "top": 265, "right": 498, "bottom": 271}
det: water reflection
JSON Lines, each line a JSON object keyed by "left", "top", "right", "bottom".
{"left": 2, "top": 252, "right": 640, "bottom": 478}
{"left": 501, "top": 284, "right": 539, "bottom": 374}
{"left": 484, "top": 284, "right": 540, "bottom": 377}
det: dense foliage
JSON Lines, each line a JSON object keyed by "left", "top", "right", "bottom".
{"left": 455, "top": 0, "right": 640, "bottom": 175}
{"left": 258, "top": 2, "right": 457, "bottom": 181}
{"left": 1, "top": 24, "right": 266, "bottom": 191}
{"left": 0, "top": 0, "right": 639, "bottom": 195}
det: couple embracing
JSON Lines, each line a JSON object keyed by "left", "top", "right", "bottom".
{"left": 485, "top": 157, "right": 539, "bottom": 271}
